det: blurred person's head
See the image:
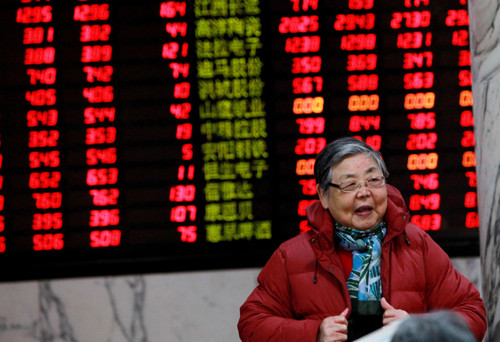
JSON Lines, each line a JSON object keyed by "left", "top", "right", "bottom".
{"left": 391, "top": 310, "right": 476, "bottom": 342}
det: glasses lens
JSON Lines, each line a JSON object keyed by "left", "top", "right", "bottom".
{"left": 339, "top": 182, "right": 358, "bottom": 192}
{"left": 367, "top": 176, "right": 385, "bottom": 188}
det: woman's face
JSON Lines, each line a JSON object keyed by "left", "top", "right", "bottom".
{"left": 317, "top": 154, "right": 388, "bottom": 231}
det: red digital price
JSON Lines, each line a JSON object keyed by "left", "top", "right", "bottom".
{"left": 409, "top": 193, "right": 440, "bottom": 210}
{"left": 33, "top": 192, "right": 62, "bottom": 209}
{"left": 84, "top": 107, "right": 115, "bottom": 124}
{"left": 162, "top": 42, "right": 189, "bottom": 59}
{"left": 452, "top": 30, "right": 469, "bottom": 46}
{"left": 23, "top": 27, "right": 54, "bottom": 44}
{"left": 404, "top": 72, "right": 434, "bottom": 89}
{"left": 27, "top": 68, "right": 56, "bottom": 85}
{"left": 86, "top": 147, "right": 117, "bottom": 165}
{"left": 349, "top": 115, "right": 380, "bottom": 132}
{"left": 458, "top": 70, "right": 472, "bottom": 87}
{"left": 347, "top": 54, "right": 377, "bottom": 71}
{"left": 83, "top": 66, "right": 113, "bottom": 83}
{"left": 404, "top": 0, "right": 429, "bottom": 7}
{"left": 299, "top": 179, "right": 317, "bottom": 196}
{"left": 410, "top": 173, "right": 439, "bottom": 190}
{"left": 407, "top": 112, "right": 435, "bottom": 129}
{"left": 462, "top": 131, "right": 475, "bottom": 148}
{"left": 391, "top": 11, "right": 431, "bottom": 29}
{"left": 29, "top": 171, "right": 61, "bottom": 189}
{"left": 178, "top": 226, "right": 197, "bottom": 243}
{"left": 334, "top": 13, "right": 375, "bottom": 31}
{"left": 404, "top": 92, "right": 435, "bottom": 110}
{"left": 295, "top": 137, "right": 326, "bottom": 155}
{"left": 411, "top": 214, "right": 441, "bottom": 231}
{"left": 160, "top": 1, "right": 187, "bottom": 18}
{"left": 90, "top": 230, "right": 121, "bottom": 247}
{"left": 27, "top": 109, "right": 58, "bottom": 127}
{"left": 279, "top": 16, "right": 319, "bottom": 33}
{"left": 458, "top": 50, "right": 471, "bottom": 66}
{"left": 296, "top": 159, "right": 315, "bottom": 176}
{"left": 341, "top": 34, "right": 376, "bottom": 51}
{"left": 83, "top": 86, "right": 114, "bottom": 103}
{"left": 87, "top": 168, "right": 119, "bottom": 186}
{"left": 166, "top": 22, "right": 187, "bottom": 38}
{"left": 33, "top": 233, "right": 63, "bottom": 251}
{"left": 446, "top": 10, "right": 469, "bottom": 27}
{"left": 347, "top": 74, "right": 378, "bottom": 91}
{"left": 464, "top": 192, "right": 477, "bottom": 208}
{"left": 28, "top": 130, "right": 59, "bottom": 148}
{"left": 460, "top": 90, "right": 473, "bottom": 107}
{"left": 170, "top": 205, "right": 197, "bottom": 222}
{"left": 85, "top": 127, "right": 116, "bottom": 145}
{"left": 406, "top": 132, "right": 437, "bottom": 150}
{"left": 90, "top": 209, "right": 120, "bottom": 227}
{"left": 80, "top": 24, "right": 111, "bottom": 42}
{"left": 74, "top": 4, "right": 109, "bottom": 21}
{"left": 397, "top": 32, "right": 432, "bottom": 49}
{"left": 348, "top": 94, "right": 379, "bottom": 111}
{"left": 182, "top": 144, "right": 193, "bottom": 160}
{"left": 298, "top": 199, "right": 316, "bottom": 216}
{"left": 292, "top": 56, "right": 322, "bottom": 74}
{"left": 465, "top": 171, "right": 477, "bottom": 187}
{"left": 407, "top": 153, "right": 438, "bottom": 170}
{"left": 285, "top": 36, "right": 321, "bottom": 53}
{"left": 16, "top": 6, "right": 52, "bottom": 24}
{"left": 170, "top": 185, "right": 196, "bottom": 202}
{"left": 25, "top": 47, "right": 55, "bottom": 65}
{"left": 177, "top": 165, "right": 195, "bottom": 181}
{"left": 403, "top": 51, "right": 433, "bottom": 69}
{"left": 460, "top": 110, "right": 474, "bottom": 127}
{"left": 292, "top": 76, "right": 323, "bottom": 94}
{"left": 174, "top": 82, "right": 190, "bottom": 99}
{"left": 462, "top": 151, "right": 476, "bottom": 168}
{"left": 290, "top": 0, "right": 318, "bottom": 11}
{"left": 292, "top": 97, "right": 324, "bottom": 114}
{"left": 352, "top": 135, "right": 381, "bottom": 150}
{"left": 296, "top": 117, "right": 325, "bottom": 134}
{"left": 33, "top": 213, "right": 63, "bottom": 230}
{"left": 170, "top": 103, "right": 192, "bottom": 119}
{"left": 170, "top": 63, "right": 190, "bottom": 78}
{"left": 348, "top": 0, "right": 373, "bottom": 10}
{"left": 29, "top": 151, "right": 60, "bottom": 168}
{"left": 465, "top": 212, "right": 479, "bottom": 228}
{"left": 89, "top": 189, "right": 119, "bottom": 206}
{"left": 81, "top": 45, "right": 112, "bottom": 63}
{"left": 176, "top": 123, "right": 192, "bottom": 139}
{"left": 26, "top": 89, "right": 56, "bottom": 106}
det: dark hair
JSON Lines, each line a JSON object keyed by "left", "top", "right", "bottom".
{"left": 391, "top": 311, "right": 476, "bottom": 342}
{"left": 314, "top": 137, "right": 389, "bottom": 196}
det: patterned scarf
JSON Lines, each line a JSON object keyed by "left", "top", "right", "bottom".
{"left": 335, "top": 221, "right": 386, "bottom": 315}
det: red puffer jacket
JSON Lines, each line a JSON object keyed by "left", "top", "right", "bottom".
{"left": 238, "top": 185, "right": 486, "bottom": 341}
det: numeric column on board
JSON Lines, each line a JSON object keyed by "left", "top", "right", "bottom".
{"left": 17, "top": 3, "right": 65, "bottom": 252}
{"left": 389, "top": 0, "right": 442, "bottom": 231}
{"left": 160, "top": 1, "right": 199, "bottom": 243}
{"left": 74, "top": 3, "right": 121, "bottom": 248}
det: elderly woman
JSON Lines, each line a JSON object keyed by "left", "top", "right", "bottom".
{"left": 238, "top": 137, "right": 486, "bottom": 342}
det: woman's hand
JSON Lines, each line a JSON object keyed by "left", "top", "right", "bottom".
{"left": 317, "top": 308, "right": 349, "bottom": 342}
{"left": 381, "top": 297, "right": 408, "bottom": 325}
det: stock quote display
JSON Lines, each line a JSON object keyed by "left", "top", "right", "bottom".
{"left": 0, "top": 0, "right": 477, "bottom": 281}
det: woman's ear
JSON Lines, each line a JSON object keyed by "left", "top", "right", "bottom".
{"left": 316, "top": 184, "right": 329, "bottom": 209}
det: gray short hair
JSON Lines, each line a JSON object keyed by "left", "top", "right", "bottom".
{"left": 391, "top": 311, "right": 476, "bottom": 342}
{"left": 314, "top": 137, "right": 389, "bottom": 196}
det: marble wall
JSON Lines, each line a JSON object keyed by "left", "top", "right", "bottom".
{"left": 468, "top": 0, "right": 500, "bottom": 340}
{"left": 0, "top": 269, "right": 261, "bottom": 342}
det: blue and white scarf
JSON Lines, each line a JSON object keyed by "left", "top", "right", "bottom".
{"left": 335, "top": 222, "right": 386, "bottom": 308}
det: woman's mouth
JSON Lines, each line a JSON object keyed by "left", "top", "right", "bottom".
{"left": 355, "top": 205, "right": 373, "bottom": 216}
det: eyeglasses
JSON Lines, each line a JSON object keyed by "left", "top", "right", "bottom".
{"left": 328, "top": 176, "right": 386, "bottom": 193}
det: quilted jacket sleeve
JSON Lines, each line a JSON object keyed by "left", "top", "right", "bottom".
{"left": 238, "top": 247, "right": 322, "bottom": 342}
{"left": 422, "top": 232, "right": 487, "bottom": 341}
